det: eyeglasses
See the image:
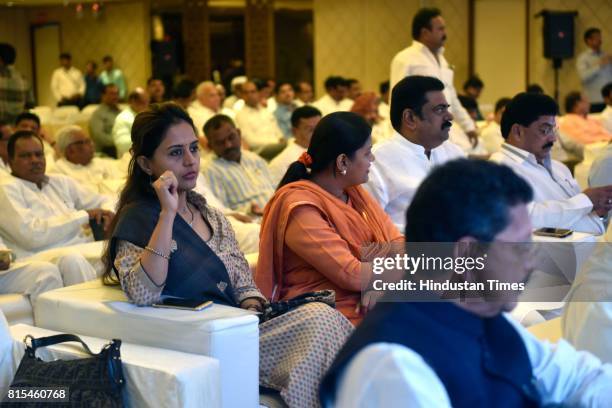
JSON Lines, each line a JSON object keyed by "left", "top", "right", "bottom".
{"left": 537, "top": 124, "right": 558, "bottom": 137}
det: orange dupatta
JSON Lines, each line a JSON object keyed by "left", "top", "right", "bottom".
{"left": 255, "top": 180, "right": 401, "bottom": 301}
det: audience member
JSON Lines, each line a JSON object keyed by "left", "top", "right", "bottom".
{"left": 390, "top": 8, "right": 478, "bottom": 151}
{"left": 0, "top": 121, "right": 11, "bottom": 177}
{"left": 491, "top": 92, "right": 612, "bottom": 234}
{"left": 15, "top": 112, "right": 55, "bottom": 166}
{"left": 83, "top": 60, "right": 102, "bottom": 105}
{"left": 171, "top": 78, "right": 196, "bottom": 110}
{"left": 295, "top": 80, "right": 314, "bottom": 105}
{"left": 99, "top": 55, "right": 127, "bottom": 100}
{"left": 203, "top": 114, "right": 275, "bottom": 214}
{"left": 223, "top": 75, "right": 246, "bottom": 110}
{"left": 350, "top": 92, "right": 389, "bottom": 143}
{"left": 365, "top": 76, "right": 464, "bottom": 231}
{"left": 272, "top": 82, "right": 297, "bottom": 138}
{"left": 89, "top": 84, "right": 121, "bottom": 157}
{"left": 320, "top": 159, "right": 612, "bottom": 407}
{"left": 576, "top": 27, "right": 612, "bottom": 113}
{"left": 50, "top": 53, "right": 84, "bottom": 107}
{"left": 312, "top": 76, "right": 353, "bottom": 116}
{"left": 0, "top": 130, "right": 113, "bottom": 260}
{"left": 599, "top": 82, "right": 612, "bottom": 133}
{"left": 526, "top": 83, "right": 545, "bottom": 94}
{"left": 188, "top": 81, "right": 233, "bottom": 137}
{"left": 457, "top": 94, "right": 479, "bottom": 121}
{"left": 52, "top": 125, "right": 123, "bottom": 195}
{"left": 147, "top": 77, "right": 165, "bottom": 104}
{"left": 101, "top": 103, "right": 353, "bottom": 407}
{"left": 560, "top": 91, "right": 611, "bottom": 145}
{"left": 112, "top": 88, "right": 149, "bottom": 158}
{"left": 234, "top": 81, "right": 285, "bottom": 158}
{"left": 461, "top": 75, "right": 484, "bottom": 120}
{"left": 256, "top": 112, "right": 403, "bottom": 325}
{"left": 378, "top": 80, "right": 391, "bottom": 120}
{"left": 346, "top": 78, "right": 362, "bottom": 100}
{"left": 480, "top": 97, "right": 511, "bottom": 154}
{"left": 589, "top": 140, "right": 612, "bottom": 189}
{"left": 269, "top": 105, "right": 321, "bottom": 185}
{"left": 0, "top": 43, "right": 31, "bottom": 123}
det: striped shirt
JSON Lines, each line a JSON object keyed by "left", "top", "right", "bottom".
{"left": 0, "top": 66, "right": 31, "bottom": 123}
{"left": 203, "top": 149, "right": 275, "bottom": 213}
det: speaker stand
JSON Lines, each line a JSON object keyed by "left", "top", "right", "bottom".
{"left": 552, "top": 58, "right": 562, "bottom": 103}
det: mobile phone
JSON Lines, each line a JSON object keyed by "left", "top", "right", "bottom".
{"left": 533, "top": 227, "right": 573, "bottom": 238}
{"left": 0, "top": 250, "right": 13, "bottom": 265}
{"left": 152, "top": 298, "right": 213, "bottom": 311}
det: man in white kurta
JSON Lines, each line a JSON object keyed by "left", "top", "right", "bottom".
{"left": 312, "top": 76, "right": 353, "bottom": 117}
{"left": 489, "top": 92, "right": 612, "bottom": 235}
{"left": 364, "top": 76, "right": 464, "bottom": 232}
{"left": 390, "top": 8, "right": 479, "bottom": 154}
{"left": 268, "top": 105, "right": 321, "bottom": 186}
{"left": 234, "top": 81, "right": 284, "bottom": 154}
{"left": 0, "top": 131, "right": 114, "bottom": 259}
{"left": 112, "top": 88, "right": 149, "bottom": 158}
{"left": 50, "top": 53, "right": 85, "bottom": 105}
{"left": 50, "top": 125, "right": 124, "bottom": 196}
{"left": 188, "top": 81, "right": 235, "bottom": 137}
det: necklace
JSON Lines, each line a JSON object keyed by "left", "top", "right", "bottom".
{"left": 181, "top": 204, "right": 195, "bottom": 227}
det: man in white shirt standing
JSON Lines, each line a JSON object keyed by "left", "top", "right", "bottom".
{"left": 50, "top": 53, "right": 85, "bottom": 107}
{"left": 364, "top": 75, "right": 464, "bottom": 232}
{"left": 112, "top": 88, "right": 149, "bottom": 158}
{"left": 312, "top": 76, "right": 353, "bottom": 116}
{"left": 320, "top": 159, "right": 612, "bottom": 408}
{"left": 51, "top": 125, "right": 124, "bottom": 196}
{"left": 490, "top": 92, "right": 612, "bottom": 235}
{"left": 268, "top": 105, "right": 321, "bottom": 186}
{"left": 234, "top": 81, "right": 285, "bottom": 159}
{"left": 0, "top": 130, "right": 114, "bottom": 259}
{"left": 390, "top": 8, "right": 479, "bottom": 153}
{"left": 576, "top": 28, "right": 612, "bottom": 113}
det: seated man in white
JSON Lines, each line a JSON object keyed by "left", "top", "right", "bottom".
{"left": 202, "top": 114, "right": 275, "bottom": 215}
{"left": 312, "top": 76, "right": 353, "bottom": 117}
{"left": 320, "top": 159, "right": 612, "bottom": 408}
{"left": 112, "top": 88, "right": 149, "bottom": 158}
{"left": 559, "top": 91, "right": 612, "bottom": 146}
{"left": 188, "top": 81, "right": 235, "bottom": 139}
{"left": 14, "top": 112, "right": 55, "bottom": 168}
{"left": 234, "top": 81, "right": 285, "bottom": 158}
{"left": 51, "top": 125, "right": 124, "bottom": 196}
{"left": 480, "top": 97, "right": 511, "bottom": 154}
{"left": 0, "top": 121, "right": 12, "bottom": 177}
{"left": 0, "top": 130, "right": 115, "bottom": 259}
{"left": 490, "top": 92, "right": 612, "bottom": 235}
{"left": 364, "top": 75, "right": 464, "bottom": 232}
{"left": 268, "top": 105, "right": 321, "bottom": 186}
{"left": 194, "top": 174, "right": 259, "bottom": 254}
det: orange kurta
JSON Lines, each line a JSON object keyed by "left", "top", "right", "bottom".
{"left": 560, "top": 114, "right": 612, "bottom": 145}
{"left": 256, "top": 180, "right": 403, "bottom": 325}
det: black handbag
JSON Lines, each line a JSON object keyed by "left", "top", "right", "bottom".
{"left": 259, "top": 290, "right": 336, "bottom": 323}
{"left": 3, "top": 333, "right": 125, "bottom": 407}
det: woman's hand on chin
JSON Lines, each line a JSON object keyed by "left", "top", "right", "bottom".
{"left": 153, "top": 170, "right": 180, "bottom": 215}
{"left": 240, "top": 297, "right": 264, "bottom": 312}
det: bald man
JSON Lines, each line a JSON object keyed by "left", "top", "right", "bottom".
{"left": 188, "top": 81, "right": 235, "bottom": 137}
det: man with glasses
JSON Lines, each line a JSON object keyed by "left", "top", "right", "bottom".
{"left": 490, "top": 92, "right": 612, "bottom": 235}
{"left": 51, "top": 125, "right": 123, "bottom": 195}
{"left": 364, "top": 75, "right": 464, "bottom": 232}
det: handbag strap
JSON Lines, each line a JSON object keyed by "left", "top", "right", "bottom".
{"left": 26, "top": 334, "right": 99, "bottom": 356}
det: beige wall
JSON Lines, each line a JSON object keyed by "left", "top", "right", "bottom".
{"left": 0, "top": 8, "right": 33, "bottom": 84}
{"left": 528, "top": 0, "right": 612, "bottom": 111}
{"left": 0, "top": 1, "right": 151, "bottom": 107}
{"left": 313, "top": 0, "right": 469, "bottom": 99}
{"left": 474, "top": 0, "right": 526, "bottom": 112}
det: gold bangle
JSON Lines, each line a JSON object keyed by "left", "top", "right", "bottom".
{"left": 144, "top": 246, "right": 170, "bottom": 260}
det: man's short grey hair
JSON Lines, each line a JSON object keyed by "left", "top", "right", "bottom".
{"left": 196, "top": 81, "right": 216, "bottom": 97}
{"left": 55, "top": 125, "right": 86, "bottom": 155}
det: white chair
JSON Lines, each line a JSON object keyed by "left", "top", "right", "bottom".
{"left": 51, "top": 106, "right": 80, "bottom": 124}
{"left": 34, "top": 280, "right": 260, "bottom": 408}
{"left": 5, "top": 322, "right": 221, "bottom": 407}
{"left": 30, "top": 106, "right": 53, "bottom": 125}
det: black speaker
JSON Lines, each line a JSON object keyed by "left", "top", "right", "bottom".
{"left": 539, "top": 10, "right": 577, "bottom": 60}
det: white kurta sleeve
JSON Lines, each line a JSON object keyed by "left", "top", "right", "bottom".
{"left": 0, "top": 184, "right": 89, "bottom": 251}
{"left": 334, "top": 343, "right": 452, "bottom": 408}
{"left": 449, "top": 88, "right": 477, "bottom": 133}
{"left": 576, "top": 54, "right": 601, "bottom": 83}
{"left": 50, "top": 70, "right": 62, "bottom": 102}
{"left": 64, "top": 176, "right": 114, "bottom": 211}
{"left": 527, "top": 193, "right": 596, "bottom": 229}
{"left": 507, "top": 317, "right": 612, "bottom": 406}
